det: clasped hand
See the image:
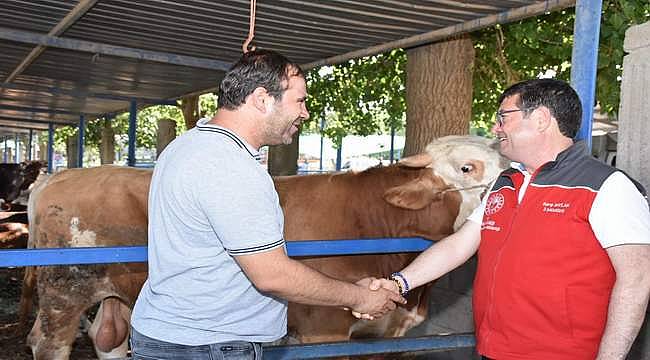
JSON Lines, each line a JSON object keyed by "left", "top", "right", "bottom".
{"left": 348, "top": 277, "right": 405, "bottom": 320}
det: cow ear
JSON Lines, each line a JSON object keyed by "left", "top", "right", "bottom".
{"left": 383, "top": 172, "right": 441, "bottom": 210}
{"left": 398, "top": 153, "right": 432, "bottom": 168}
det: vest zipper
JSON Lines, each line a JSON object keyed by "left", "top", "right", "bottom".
{"left": 483, "top": 167, "right": 540, "bottom": 350}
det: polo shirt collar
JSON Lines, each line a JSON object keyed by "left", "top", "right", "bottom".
{"left": 196, "top": 118, "right": 261, "bottom": 161}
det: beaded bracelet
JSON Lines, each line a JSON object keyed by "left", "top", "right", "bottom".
{"left": 390, "top": 272, "right": 410, "bottom": 296}
{"left": 390, "top": 277, "right": 404, "bottom": 295}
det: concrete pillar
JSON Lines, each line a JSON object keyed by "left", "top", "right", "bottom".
{"left": 618, "top": 21, "right": 650, "bottom": 191}
{"left": 156, "top": 118, "right": 176, "bottom": 159}
{"left": 617, "top": 20, "right": 650, "bottom": 360}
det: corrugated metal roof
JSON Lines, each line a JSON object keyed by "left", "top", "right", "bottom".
{"left": 0, "top": 0, "right": 575, "bottom": 136}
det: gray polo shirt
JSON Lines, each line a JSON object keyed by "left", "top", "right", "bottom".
{"left": 131, "top": 118, "right": 287, "bottom": 345}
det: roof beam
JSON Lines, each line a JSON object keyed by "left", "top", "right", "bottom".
{"left": 0, "top": 27, "right": 232, "bottom": 71}
{"left": 0, "top": 82, "right": 177, "bottom": 105}
{"left": 4, "top": 0, "right": 99, "bottom": 83}
{"left": 0, "top": 116, "right": 72, "bottom": 126}
{"left": 0, "top": 104, "right": 98, "bottom": 117}
{"left": 301, "top": 0, "right": 576, "bottom": 69}
{"left": 0, "top": 123, "right": 50, "bottom": 132}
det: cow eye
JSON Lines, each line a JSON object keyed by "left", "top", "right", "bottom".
{"left": 461, "top": 164, "right": 474, "bottom": 173}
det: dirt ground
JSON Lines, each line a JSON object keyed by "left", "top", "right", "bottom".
{"left": 0, "top": 267, "right": 98, "bottom": 360}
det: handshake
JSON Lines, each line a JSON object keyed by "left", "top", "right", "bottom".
{"left": 347, "top": 274, "right": 409, "bottom": 320}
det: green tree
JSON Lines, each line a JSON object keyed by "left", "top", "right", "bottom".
{"left": 306, "top": 1, "right": 649, "bottom": 139}
{"left": 305, "top": 49, "right": 406, "bottom": 147}
{"left": 472, "top": 1, "right": 650, "bottom": 135}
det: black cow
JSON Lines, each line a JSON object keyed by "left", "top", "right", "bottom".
{"left": 0, "top": 161, "right": 45, "bottom": 248}
{"left": 0, "top": 161, "right": 45, "bottom": 210}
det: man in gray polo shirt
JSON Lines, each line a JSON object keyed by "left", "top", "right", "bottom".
{"left": 130, "top": 49, "right": 405, "bottom": 360}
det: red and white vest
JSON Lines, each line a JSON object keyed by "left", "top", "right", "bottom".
{"left": 474, "top": 142, "right": 644, "bottom": 359}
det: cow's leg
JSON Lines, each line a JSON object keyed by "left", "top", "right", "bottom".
{"left": 349, "top": 287, "right": 429, "bottom": 338}
{"left": 18, "top": 266, "right": 37, "bottom": 331}
{"left": 288, "top": 304, "right": 358, "bottom": 343}
{"left": 28, "top": 306, "right": 83, "bottom": 360}
{"left": 88, "top": 297, "right": 131, "bottom": 359}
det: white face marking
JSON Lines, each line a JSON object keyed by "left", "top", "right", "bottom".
{"left": 424, "top": 135, "right": 507, "bottom": 229}
{"left": 69, "top": 217, "right": 97, "bottom": 247}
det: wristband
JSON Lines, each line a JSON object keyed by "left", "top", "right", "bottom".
{"left": 390, "top": 272, "right": 410, "bottom": 296}
{"left": 390, "top": 277, "right": 403, "bottom": 295}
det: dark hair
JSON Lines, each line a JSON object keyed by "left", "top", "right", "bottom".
{"left": 217, "top": 49, "right": 304, "bottom": 110}
{"left": 498, "top": 79, "right": 582, "bottom": 138}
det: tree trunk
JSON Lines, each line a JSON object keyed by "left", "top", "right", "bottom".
{"left": 99, "top": 118, "right": 115, "bottom": 165}
{"left": 156, "top": 118, "right": 177, "bottom": 159}
{"left": 404, "top": 35, "right": 475, "bottom": 156}
{"left": 181, "top": 95, "right": 200, "bottom": 130}
{"left": 66, "top": 133, "right": 78, "bottom": 168}
{"left": 267, "top": 133, "right": 299, "bottom": 176}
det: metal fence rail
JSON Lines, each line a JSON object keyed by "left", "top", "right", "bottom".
{"left": 0, "top": 237, "right": 478, "bottom": 358}
{"left": 264, "top": 334, "right": 476, "bottom": 359}
{"left": 0, "top": 237, "right": 433, "bottom": 267}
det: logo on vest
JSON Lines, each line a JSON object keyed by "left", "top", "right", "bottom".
{"left": 485, "top": 193, "right": 505, "bottom": 215}
{"left": 542, "top": 201, "right": 570, "bottom": 214}
{"left": 481, "top": 219, "right": 501, "bottom": 232}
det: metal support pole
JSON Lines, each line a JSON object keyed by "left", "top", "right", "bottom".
{"left": 2, "top": 136, "right": 6, "bottom": 163}
{"left": 47, "top": 123, "right": 54, "bottom": 173}
{"left": 28, "top": 129, "right": 33, "bottom": 161}
{"left": 319, "top": 115, "right": 325, "bottom": 171}
{"left": 335, "top": 142, "right": 342, "bottom": 171}
{"left": 128, "top": 100, "right": 137, "bottom": 167}
{"left": 15, "top": 133, "right": 19, "bottom": 163}
{"left": 570, "top": 0, "right": 603, "bottom": 150}
{"left": 390, "top": 127, "right": 395, "bottom": 164}
{"left": 77, "top": 114, "right": 85, "bottom": 168}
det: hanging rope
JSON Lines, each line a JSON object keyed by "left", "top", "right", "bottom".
{"left": 242, "top": 0, "right": 257, "bottom": 53}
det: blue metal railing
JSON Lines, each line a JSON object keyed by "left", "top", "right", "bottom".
{"left": 264, "top": 333, "right": 476, "bottom": 359}
{"left": 0, "top": 238, "right": 433, "bottom": 267}
{"left": 0, "top": 237, "right": 478, "bottom": 358}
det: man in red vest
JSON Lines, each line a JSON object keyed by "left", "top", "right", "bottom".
{"left": 362, "top": 79, "right": 650, "bottom": 359}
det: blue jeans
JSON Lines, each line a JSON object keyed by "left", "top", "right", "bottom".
{"left": 130, "top": 327, "right": 263, "bottom": 360}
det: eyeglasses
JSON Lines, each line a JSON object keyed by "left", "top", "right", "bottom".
{"left": 495, "top": 108, "right": 530, "bottom": 127}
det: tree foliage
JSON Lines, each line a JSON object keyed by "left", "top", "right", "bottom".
{"left": 304, "top": 49, "right": 406, "bottom": 147}
{"left": 305, "top": 1, "right": 649, "bottom": 138}
{"left": 472, "top": 1, "right": 649, "bottom": 135}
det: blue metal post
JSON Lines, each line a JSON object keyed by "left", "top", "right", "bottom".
{"left": 77, "top": 114, "right": 85, "bottom": 168}
{"left": 28, "top": 129, "right": 33, "bottom": 161}
{"left": 390, "top": 127, "right": 396, "bottom": 164}
{"left": 14, "top": 133, "right": 19, "bottom": 163}
{"left": 570, "top": 0, "right": 603, "bottom": 150}
{"left": 47, "top": 123, "right": 54, "bottom": 173}
{"left": 319, "top": 115, "right": 325, "bottom": 171}
{"left": 128, "top": 100, "right": 137, "bottom": 167}
{"left": 335, "top": 143, "right": 342, "bottom": 171}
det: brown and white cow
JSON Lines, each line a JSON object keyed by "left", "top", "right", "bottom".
{"left": 21, "top": 135, "right": 506, "bottom": 359}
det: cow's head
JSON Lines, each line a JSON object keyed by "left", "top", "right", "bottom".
{"left": 383, "top": 135, "right": 508, "bottom": 229}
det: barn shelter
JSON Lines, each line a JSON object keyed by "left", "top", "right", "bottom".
{"left": 0, "top": 1, "right": 613, "bottom": 358}
{"left": 0, "top": 0, "right": 603, "bottom": 173}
